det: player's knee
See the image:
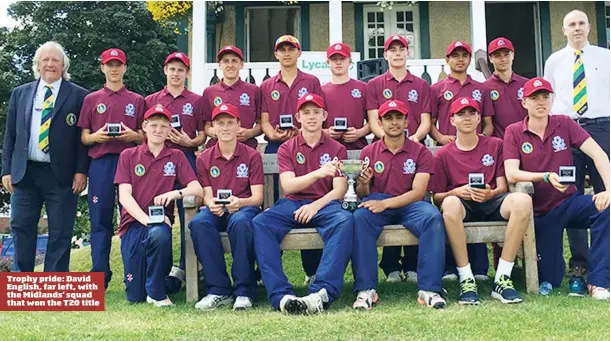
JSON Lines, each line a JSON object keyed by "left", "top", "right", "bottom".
{"left": 441, "top": 196, "right": 463, "bottom": 219}
{"left": 507, "top": 192, "right": 532, "bottom": 216}
{"left": 148, "top": 226, "right": 171, "bottom": 246}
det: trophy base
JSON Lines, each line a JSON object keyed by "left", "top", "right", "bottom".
{"left": 341, "top": 200, "right": 359, "bottom": 212}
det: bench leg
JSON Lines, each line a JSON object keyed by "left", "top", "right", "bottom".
{"left": 523, "top": 212, "right": 539, "bottom": 294}
{"left": 184, "top": 207, "right": 199, "bottom": 303}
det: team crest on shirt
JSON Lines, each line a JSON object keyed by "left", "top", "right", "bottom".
{"left": 521, "top": 142, "right": 533, "bottom": 154}
{"left": 298, "top": 87, "right": 308, "bottom": 99}
{"left": 490, "top": 90, "right": 500, "bottom": 101}
{"left": 96, "top": 103, "right": 106, "bottom": 114}
{"left": 351, "top": 89, "right": 362, "bottom": 98}
{"left": 472, "top": 89, "right": 482, "bottom": 102}
{"left": 319, "top": 153, "right": 331, "bottom": 167}
{"left": 163, "top": 162, "right": 176, "bottom": 176}
{"left": 552, "top": 136, "right": 567, "bottom": 152}
{"left": 403, "top": 159, "right": 416, "bottom": 174}
{"left": 239, "top": 93, "right": 251, "bottom": 106}
{"left": 210, "top": 166, "right": 220, "bottom": 178}
{"left": 296, "top": 152, "right": 306, "bottom": 164}
{"left": 383, "top": 89, "right": 392, "bottom": 99}
{"left": 517, "top": 87, "right": 524, "bottom": 100}
{"left": 236, "top": 163, "right": 249, "bottom": 178}
{"left": 408, "top": 89, "right": 418, "bottom": 103}
{"left": 374, "top": 161, "right": 385, "bottom": 173}
{"left": 126, "top": 273, "right": 133, "bottom": 282}
{"left": 443, "top": 90, "right": 454, "bottom": 101}
{"left": 66, "top": 113, "right": 77, "bottom": 126}
{"left": 134, "top": 164, "right": 146, "bottom": 176}
{"left": 271, "top": 90, "right": 280, "bottom": 101}
{"left": 182, "top": 103, "right": 193, "bottom": 116}
{"left": 125, "top": 103, "right": 135, "bottom": 117}
{"left": 482, "top": 154, "right": 494, "bottom": 167}
{"left": 214, "top": 96, "right": 223, "bottom": 106}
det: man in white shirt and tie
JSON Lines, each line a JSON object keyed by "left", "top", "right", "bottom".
{"left": 543, "top": 9, "right": 610, "bottom": 297}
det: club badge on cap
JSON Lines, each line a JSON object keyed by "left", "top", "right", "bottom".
{"left": 461, "top": 98, "right": 469, "bottom": 104}
{"left": 455, "top": 41, "right": 463, "bottom": 47}
{"left": 533, "top": 80, "right": 542, "bottom": 87}
{"left": 497, "top": 40, "right": 505, "bottom": 46}
{"left": 110, "top": 50, "right": 118, "bottom": 56}
{"left": 388, "top": 101, "right": 397, "bottom": 108}
{"left": 334, "top": 44, "right": 342, "bottom": 50}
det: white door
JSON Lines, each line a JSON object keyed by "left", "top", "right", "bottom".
{"left": 363, "top": 4, "right": 421, "bottom": 60}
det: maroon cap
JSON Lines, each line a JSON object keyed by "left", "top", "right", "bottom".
{"left": 212, "top": 103, "right": 240, "bottom": 120}
{"left": 101, "top": 48, "right": 126, "bottom": 64}
{"left": 451, "top": 97, "right": 480, "bottom": 116}
{"left": 217, "top": 45, "right": 244, "bottom": 62}
{"left": 327, "top": 43, "right": 351, "bottom": 58}
{"left": 144, "top": 104, "right": 172, "bottom": 121}
{"left": 488, "top": 37, "right": 515, "bottom": 55}
{"left": 384, "top": 35, "right": 409, "bottom": 52}
{"left": 296, "top": 94, "right": 325, "bottom": 111}
{"left": 274, "top": 35, "right": 301, "bottom": 51}
{"left": 378, "top": 100, "right": 408, "bottom": 117}
{"left": 446, "top": 41, "right": 472, "bottom": 57}
{"left": 165, "top": 52, "right": 190, "bottom": 68}
{"left": 523, "top": 77, "right": 554, "bottom": 98}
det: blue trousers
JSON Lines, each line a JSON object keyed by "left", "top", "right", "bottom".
{"left": 10, "top": 161, "right": 78, "bottom": 272}
{"left": 253, "top": 199, "right": 354, "bottom": 310}
{"left": 88, "top": 154, "right": 120, "bottom": 288}
{"left": 534, "top": 192, "right": 610, "bottom": 288}
{"left": 120, "top": 222, "right": 173, "bottom": 302}
{"left": 175, "top": 150, "right": 197, "bottom": 270}
{"left": 352, "top": 193, "right": 445, "bottom": 292}
{"left": 189, "top": 206, "right": 261, "bottom": 299}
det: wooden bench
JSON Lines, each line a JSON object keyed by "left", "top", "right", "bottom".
{"left": 183, "top": 147, "right": 539, "bottom": 303}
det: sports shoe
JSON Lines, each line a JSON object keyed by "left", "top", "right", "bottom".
{"left": 386, "top": 271, "right": 403, "bottom": 283}
{"left": 405, "top": 271, "right": 418, "bottom": 283}
{"left": 474, "top": 274, "right": 490, "bottom": 281}
{"left": 194, "top": 294, "right": 233, "bottom": 311}
{"left": 169, "top": 265, "right": 186, "bottom": 282}
{"left": 568, "top": 276, "right": 587, "bottom": 297}
{"left": 233, "top": 296, "right": 253, "bottom": 311}
{"left": 279, "top": 295, "right": 307, "bottom": 315}
{"left": 353, "top": 289, "right": 379, "bottom": 310}
{"left": 304, "top": 274, "right": 316, "bottom": 286}
{"left": 458, "top": 277, "right": 480, "bottom": 305}
{"left": 146, "top": 295, "right": 174, "bottom": 307}
{"left": 417, "top": 290, "right": 446, "bottom": 309}
{"left": 442, "top": 271, "right": 458, "bottom": 281}
{"left": 588, "top": 285, "right": 610, "bottom": 301}
{"left": 539, "top": 281, "right": 553, "bottom": 296}
{"left": 491, "top": 275, "right": 522, "bottom": 304}
{"left": 301, "top": 288, "right": 329, "bottom": 315}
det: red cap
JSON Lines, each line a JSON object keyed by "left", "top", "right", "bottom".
{"left": 296, "top": 94, "right": 325, "bottom": 111}
{"left": 446, "top": 41, "right": 472, "bottom": 57}
{"left": 378, "top": 100, "right": 408, "bottom": 117}
{"left": 384, "top": 35, "right": 409, "bottom": 52}
{"left": 212, "top": 103, "right": 240, "bottom": 120}
{"left": 165, "top": 52, "right": 190, "bottom": 68}
{"left": 274, "top": 35, "right": 301, "bottom": 51}
{"left": 488, "top": 37, "right": 514, "bottom": 55}
{"left": 144, "top": 104, "right": 172, "bottom": 121}
{"left": 451, "top": 97, "right": 480, "bottom": 116}
{"left": 101, "top": 48, "right": 126, "bottom": 64}
{"left": 327, "top": 43, "right": 351, "bottom": 58}
{"left": 217, "top": 45, "right": 244, "bottom": 62}
{"left": 523, "top": 77, "right": 554, "bottom": 98}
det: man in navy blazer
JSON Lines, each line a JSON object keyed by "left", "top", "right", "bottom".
{"left": 1, "top": 41, "right": 90, "bottom": 272}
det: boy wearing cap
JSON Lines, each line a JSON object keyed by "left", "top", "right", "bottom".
{"left": 352, "top": 99, "right": 446, "bottom": 310}
{"left": 114, "top": 104, "right": 202, "bottom": 306}
{"left": 365, "top": 35, "right": 433, "bottom": 283}
{"left": 145, "top": 52, "right": 206, "bottom": 289}
{"left": 202, "top": 45, "right": 262, "bottom": 150}
{"left": 252, "top": 94, "right": 353, "bottom": 315}
{"left": 79, "top": 48, "right": 145, "bottom": 289}
{"left": 430, "top": 97, "right": 531, "bottom": 305}
{"left": 189, "top": 103, "right": 263, "bottom": 311}
{"left": 504, "top": 77, "right": 610, "bottom": 300}
{"left": 322, "top": 42, "right": 369, "bottom": 150}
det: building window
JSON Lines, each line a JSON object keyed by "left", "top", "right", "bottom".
{"left": 245, "top": 6, "right": 301, "bottom": 62}
{"left": 363, "top": 4, "right": 421, "bottom": 60}
{"left": 606, "top": 3, "right": 609, "bottom": 48}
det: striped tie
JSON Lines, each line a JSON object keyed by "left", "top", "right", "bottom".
{"left": 39, "top": 84, "right": 53, "bottom": 153}
{"left": 573, "top": 50, "right": 588, "bottom": 116}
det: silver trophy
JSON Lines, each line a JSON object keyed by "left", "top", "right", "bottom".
{"left": 339, "top": 157, "right": 370, "bottom": 211}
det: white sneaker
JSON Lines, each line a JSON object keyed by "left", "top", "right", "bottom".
{"left": 588, "top": 285, "right": 610, "bottom": 300}
{"left": 417, "top": 290, "right": 446, "bottom": 309}
{"left": 279, "top": 295, "right": 307, "bottom": 314}
{"left": 474, "top": 274, "right": 490, "bottom": 281}
{"left": 405, "top": 271, "right": 418, "bottom": 283}
{"left": 386, "top": 271, "right": 403, "bottom": 283}
{"left": 194, "top": 294, "right": 233, "bottom": 311}
{"left": 353, "top": 289, "right": 379, "bottom": 310}
{"left": 146, "top": 295, "right": 174, "bottom": 307}
{"left": 301, "top": 288, "right": 329, "bottom": 314}
{"left": 233, "top": 296, "right": 253, "bottom": 311}
{"left": 304, "top": 274, "right": 316, "bottom": 286}
{"left": 442, "top": 273, "right": 458, "bottom": 281}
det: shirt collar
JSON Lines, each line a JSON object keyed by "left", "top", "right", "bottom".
{"left": 565, "top": 42, "right": 591, "bottom": 53}
{"left": 38, "top": 78, "right": 62, "bottom": 92}
{"left": 102, "top": 85, "right": 127, "bottom": 95}
{"left": 275, "top": 70, "right": 303, "bottom": 85}
{"left": 380, "top": 136, "right": 410, "bottom": 154}
{"left": 297, "top": 131, "right": 327, "bottom": 148}
{"left": 139, "top": 142, "right": 171, "bottom": 159}
{"left": 492, "top": 72, "right": 519, "bottom": 84}
{"left": 161, "top": 86, "right": 187, "bottom": 98}
{"left": 213, "top": 141, "right": 242, "bottom": 160}
{"left": 384, "top": 70, "right": 414, "bottom": 83}
{"left": 521, "top": 115, "right": 561, "bottom": 140}
{"left": 221, "top": 78, "right": 243, "bottom": 90}
{"left": 446, "top": 74, "right": 473, "bottom": 85}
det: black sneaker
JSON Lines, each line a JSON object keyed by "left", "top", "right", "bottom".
{"left": 458, "top": 277, "right": 480, "bottom": 305}
{"left": 492, "top": 275, "right": 523, "bottom": 304}
{"left": 279, "top": 295, "right": 307, "bottom": 315}
{"left": 568, "top": 275, "right": 587, "bottom": 297}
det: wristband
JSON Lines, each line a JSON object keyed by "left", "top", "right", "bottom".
{"left": 543, "top": 172, "right": 550, "bottom": 184}
{"left": 178, "top": 190, "right": 183, "bottom": 198}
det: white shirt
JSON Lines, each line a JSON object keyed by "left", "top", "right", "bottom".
{"left": 543, "top": 43, "right": 610, "bottom": 119}
{"left": 28, "top": 78, "right": 62, "bottom": 162}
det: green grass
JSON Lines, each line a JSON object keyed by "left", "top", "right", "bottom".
{"left": 1, "top": 228, "right": 609, "bottom": 341}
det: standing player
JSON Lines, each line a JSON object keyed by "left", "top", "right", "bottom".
{"left": 352, "top": 99, "right": 446, "bottom": 310}
{"left": 504, "top": 77, "right": 610, "bottom": 299}
{"left": 202, "top": 45, "right": 262, "bottom": 150}
{"left": 252, "top": 94, "right": 353, "bottom": 314}
{"left": 79, "top": 48, "right": 145, "bottom": 289}
{"left": 114, "top": 104, "right": 202, "bottom": 306}
{"left": 189, "top": 103, "right": 263, "bottom": 311}
{"left": 430, "top": 97, "right": 532, "bottom": 305}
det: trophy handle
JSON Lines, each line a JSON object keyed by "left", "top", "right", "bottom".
{"left": 361, "top": 157, "right": 370, "bottom": 175}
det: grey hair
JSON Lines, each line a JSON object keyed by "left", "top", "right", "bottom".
{"left": 32, "top": 41, "right": 71, "bottom": 81}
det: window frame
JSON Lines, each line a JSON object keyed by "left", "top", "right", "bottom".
{"left": 362, "top": 3, "right": 421, "bottom": 60}
{"left": 244, "top": 5, "right": 302, "bottom": 62}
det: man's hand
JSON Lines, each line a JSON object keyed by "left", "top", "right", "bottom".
{"left": 168, "top": 129, "right": 193, "bottom": 147}
{"left": 117, "top": 123, "right": 140, "bottom": 143}
{"left": 272, "top": 126, "right": 294, "bottom": 142}
{"left": 592, "top": 191, "right": 610, "bottom": 212}
{"left": 408, "top": 135, "right": 420, "bottom": 143}
{"left": 164, "top": 216, "right": 172, "bottom": 226}
{"left": 451, "top": 184, "right": 472, "bottom": 201}
{"left": 72, "top": 173, "right": 87, "bottom": 194}
{"left": 326, "top": 127, "right": 343, "bottom": 140}
{"left": 2, "top": 175, "right": 13, "bottom": 194}
{"left": 548, "top": 172, "right": 569, "bottom": 193}
{"left": 154, "top": 190, "right": 180, "bottom": 206}
{"left": 226, "top": 196, "right": 242, "bottom": 214}
{"left": 357, "top": 167, "right": 374, "bottom": 185}
{"left": 358, "top": 200, "right": 388, "bottom": 214}
{"left": 437, "top": 134, "right": 456, "bottom": 145}
{"left": 294, "top": 203, "right": 320, "bottom": 224}
{"left": 236, "top": 128, "right": 251, "bottom": 142}
{"left": 93, "top": 124, "right": 112, "bottom": 144}
{"left": 468, "top": 184, "right": 494, "bottom": 203}
{"left": 316, "top": 159, "right": 339, "bottom": 179}
{"left": 342, "top": 127, "right": 359, "bottom": 143}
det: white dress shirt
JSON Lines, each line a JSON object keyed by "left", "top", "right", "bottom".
{"left": 544, "top": 42, "right": 610, "bottom": 119}
{"left": 28, "top": 78, "right": 62, "bottom": 162}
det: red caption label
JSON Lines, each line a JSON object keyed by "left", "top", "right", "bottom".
{"left": 0, "top": 272, "right": 105, "bottom": 311}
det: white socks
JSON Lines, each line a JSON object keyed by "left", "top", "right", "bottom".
{"left": 457, "top": 264, "right": 474, "bottom": 282}
{"left": 495, "top": 258, "right": 515, "bottom": 283}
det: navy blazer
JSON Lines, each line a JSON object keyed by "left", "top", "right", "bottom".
{"left": 1, "top": 79, "right": 90, "bottom": 186}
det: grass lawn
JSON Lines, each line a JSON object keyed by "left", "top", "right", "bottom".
{"left": 1, "top": 227, "right": 609, "bottom": 341}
